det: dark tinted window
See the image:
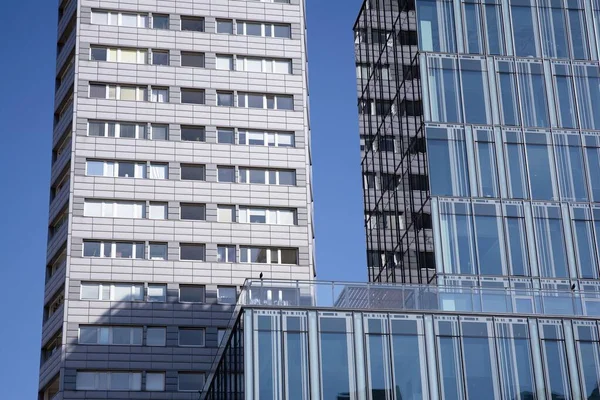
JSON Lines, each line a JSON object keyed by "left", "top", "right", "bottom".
{"left": 178, "top": 373, "right": 205, "bottom": 391}
{"left": 178, "top": 328, "right": 205, "bottom": 346}
{"left": 152, "top": 50, "right": 169, "bottom": 65}
{"left": 90, "top": 47, "right": 107, "bottom": 61}
{"left": 279, "top": 170, "right": 296, "bottom": 185}
{"left": 409, "top": 174, "right": 429, "bottom": 191}
{"left": 217, "top": 91, "right": 234, "bottom": 106}
{"left": 217, "top": 128, "right": 235, "bottom": 144}
{"left": 180, "top": 244, "right": 205, "bottom": 261}
{"left": 217, "top": 166, "right": 235, "bottom": 182}
{"left": 89, "top": 84, "right": 106, "bottom": 98}
{"left": 181, "top": 126, "right": 205, "bottom": 142}
{"left": 179, "top": 285, "right": 205, "bottom": 302}
{"left": 181, "top": 89, "right": 205, "bottom": 104}
{"left": 153, "top": 14, "right": 169, "bottom": 29}
{"left": 216, "top": 19, "right": 233, "bottom": 34}
{"left": 181, "top": 52, "right": 205, "bottom": 68}
{"left": 280, "top": 249, "right": 298, "bottom": 264}
{"left": 181, "top": 16, "right": 204, "bottom": 32}
{"left": 274, "top": 24, "right": 291, "bottom": 38}
{"left": 180, "top": 204, "right": 206, "bottom": 220}
{"left": 181, "top": 164, "right": 205, "bottom": 181}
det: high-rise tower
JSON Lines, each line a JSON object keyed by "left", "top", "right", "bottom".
{"left": 39, "top": 0, "right": 313, "bottom": 398}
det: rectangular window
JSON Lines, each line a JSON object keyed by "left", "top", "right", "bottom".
{"left": 79, "top": 326, "right": 143, "bottom": 345}
{"left": 217, "top": 245, "right": 236, "bottom": 263}
{"left": 585, "top": 134, "right": 600, "bottom": 201}
{"left": 440, "top": 203, "right": 477, "bottom": 275}
{"left": 426, "top": 126, "right": 470, "bottom": 197}
{"left": 90, "top": 46, "right": 147, "bottom": 64}
{"left": 217, "top": 166, "right": 236, "bottom": 182}
{"left": 217, "top": 91, "right": 234, "bottom": 106}
{"left": 554, "top": 133, "right": 587, "bottom": 201}
{"left": 149, "top": 243, "right": 168, "bottom": 261}
{"left": 149, "top": 163, "right": 168, "bottom": 179}
{"left": 474, "top": 130, "right": 499, "bottom": 198}
{"left": 504, "top": 131, "right": 529, "bottom": 198}
{"left": 179, "top": 285, "right": 205, "bottom": 303}
{"left": 88, "top": 121, "right": 147, "bottom": 139}
{"left": 178, "top": 373, "right": 205, "bottom": 392}
{"left": 239, "top": 168, "right": 296, "bottom": 185}
{"left": 181, "top": 16, "right": 204, "bottom": 32}
{"left": 239, "top": 207, "right": 296, "bottom": 225}
{"left": 180, "top": 164, "right": 205, "bottom": 181}
{"left": 178, "top": 328, "right": 205, "bottom": 346}
{"left": 181, "top": 52, "right": 205, "bottom": 68}
{"left": 216, "top": 19, "right": 233, "bottom": 34}
{"left": 150, "top": 87, "right": 168, "bottom": 103}
{"left": 572, "top": 208, "right": 600, "bottom": 279}
{"left": 533, "top": 206, "right": 569, "bottom": 278}
{"left": 217, "top": 128, "right": 235, "bottom": 144}
{"left": 217, "top": 205, "right": 236, "bottom": 222}
{"left": 576, "top": 65, "right": 600, "bottom": 130}
{"left": 83, "top": 240, "right": 145, "bottom": 259}
{"left": 181, "top": 88, "right": 205, "bottom": 104}
{"left": 153, "top": 14, "right": 169, "bottom": 30}
{"left": 460, "top": 59, "right": 491, "bottom": 124}
{"left": 238, "top": 93, "right": 294, "bottom": 110}
{"left": 148, "top": 203, "right": 167, "bottom": 220}
{"left": 497, "top": 61, "right": 520, "bottom": 126}
{"left": 151, "top": 50, "right": 169, "bottom": 65}
{"left": 145, "top": 373, "right": 165, "bottom": 391}
{"left": 427, "top": 56, "right": 462, "bottom": 123}
{"left": 525, "top": 133, "right": 557, "bottom": 201}
{"left": 517, "top": 62, "right": 549, "bottom": 128}
{"left": 216, "top": 54, "right": 234, "bottom": 70}
{"left": 510, "top": 0, "right": 540, "bottom": 57}
{"left": 181, "top": 126, "right": 205, "bottom": 142}
{"left": 91, "top": 10, "right": 149, "bottom": 28}
{"left": 240, "top": 247, "right": 298, "bottom": 264}
{"left": 180, "top": 203, "right": 206, "bottom": 220}
{"left": 553, "top": 64, "right": 578, "bottom": 129}
{"left": 76, "top": 372, "right": 142, "bottom": 391}
{"left": 217, "top": 286, "right": 237, "bottom": 304}
{"left": 237, "top": 57, "right": 292, "bottom": 74}
{"left": 84, "top": 199, "right": 146, "bottom": 218}
{"left": 180, "top": 244, "right": 205, "bottom": 261}
{"left": 146, "top": 327, "right": 166, "bottom": 346}
{"left": 239, "top": 130, "right": 294, "bottom": 147}
{"left": 80, "top": 282, "right": 144, "bottom": 301}
{"left": 237, "top": 21, "right": 291, "bottom": 38}
{"left": 416, "top": 0, "right": 456, "bottom": 52}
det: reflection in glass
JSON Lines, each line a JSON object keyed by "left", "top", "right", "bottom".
{"left": 427, "top": 135, "right": 470, "bottom": 197}
{"left": 441, "top": 211, "right": 477, "bottom": 275}
{"left": 575, "top": 66, "right": 600, "bottom": 130}
{"left": 573, "top": 218, "right": 599, "bottom": 279}
{"left": 511, "top": 3, "right": 539, "bottom": 57}
{"left": 498, "top": 62, "right": 520, "bottom": 126}
{"left": 567, "top": 6, "right": 589, "bottom": 59}
{"left": 577, "top": 340, "right": 600, "bottom": 399}
{"left": 476, "top": 141, "right": 499, "bottom": 197}
{"left": 539, "top": 2, "right": 569, "bottom": 58}
{"left": 534, "top": 212, "right": 569, "bottom": 278}
{"left": 484, "top": 3, "right": 504, "bottom": 54}
{"left": 555, "top": 141, "right": 587, "bottom": 201}
{"left": 505, "top": 217, "right": 530, "bottom": 276}
{"left": 417, "top": 0, "right": 456, "bottom": 52}
{"left": 526, "top": 141, "right": 556, "bottom": 200}
{"left": 320, "top": 331, "right": 354, "bottom": 399}
{"left": 391, "top": 333, "right": 425, "bottom": 399}
{"left": 461, "top": 59, "right": 490, "bottom": 124}
{"left": 505, "top": 142, "right": 529, "bottom": 198}
{"left": 258, "top": 330, "right": 279, "bottom": 399}
{"left": 464, "top": 2, "right": 483, "bottom": 54}
{"left": 367, "top": 334, "right": 393, "bottom": 398}
{"left": 586, "top": 146, "right": 600, "bottom": 201}
{"left": 438, "top": 336, "right": 465, "bottom": 400}
{"left": 542, "top": 339, "right": 572, "bottom": 399}
{"left": 428, "top": 58, "right": 463, "bottom": 123}
{"left": 496, "top": 328, "right": 536, "bottom": 399}
{"left": 285, "top": 331, "right": 309, "bottom": 400}
{"left": 463, "top": 336, "right": 497, "bottom": 398}
{"left": 517, "top": 64, "right": 549, "bottom": 128}
{"left": 554, "top": 67, "right": 578, "bottom": 128}
{"left": 475, "top": 215, "right": 503, "bottom": 275}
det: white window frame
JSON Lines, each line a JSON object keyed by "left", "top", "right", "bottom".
{"left": 239, "top": 207, "right": 295, "bottom": 225}
{"left": 239, "top": 247, "right": 298, "bottom": 265}
{"left": 238, "top": 130, "right": 295, "bottom": 147}
{"left": 85, "top": 160, "right": 147, "bottom": 178}
{"left": 91, "top": 84, "right": 146, "bottom": 101}
{"left": 237, "top": 21, "right": 291, "bottom": 37}
{"left": 217, "top": 205, "right": 236, "bottom": 222}
{"left": 238, "top": 92, "right": 293, "bottom": 110}
{"left": 84, "top": 200, "right": 146, "bottom": 218}
{"left": 88, "top": 121, "right": 148, "bottom": 139}
{"left": 90, "top": 47, "right": 148, "bottom": 64}
{"left": 82, "top": 240, "right": 146, "bottom": 259}
{"left": 150, "top": 87, "right": 169, "bottom": 103}
{"left": 91, "top": 10, "right": 149, "bottom": 28}
{"left": 215, "top": 54, "right": 234, "bottom": 70}
{"left": 80, "top": 282, "right": 144, "bottom": 301}
{"left": 217, "top": 245, "right": 236, "bottom": 263}
{"left": 236, "top": 56, "right": 291, "bottom": 74}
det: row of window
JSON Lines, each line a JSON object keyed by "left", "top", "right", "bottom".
{"left": 85, "top": 161, "right": 297, "bottom": 186}
{"left": 427, "top": 125, "right": 600, "bottom": 202}
{"left": 82, "top": 200, "right": 297, "bottom": 225}
{"left": 91, "top": 9, "right": 292, "bottom": 38}
{"left": 88, "top": 121, "right": 296, "bottom": 147}
{"left": 415, "top": 0, "right": 599, "bottom": 60}
{"left": 78, "top": 325, "right": 228, "bottom": 346}
{"left": 75, "top": 371, "right": 204, "bottom": 392}
{"left": 82, "top": 241, "right": 300, "bottom": 264}
{"left": 437, "top": 200, "right": 600, "bottom": 280}
{"left": 80, "top": 282, "right": 236, "bottom": 304}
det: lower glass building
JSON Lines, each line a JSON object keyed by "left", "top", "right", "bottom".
{"left": 203, "top": 279, "right": 600, "bottom": 400}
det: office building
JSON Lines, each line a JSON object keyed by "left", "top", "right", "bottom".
{"left": 38, "top": 0, "right": 314, "bottom": 398}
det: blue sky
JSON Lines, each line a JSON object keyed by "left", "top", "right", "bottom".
{"left": 0, "top": 0, "right": 365, "bottom": 396}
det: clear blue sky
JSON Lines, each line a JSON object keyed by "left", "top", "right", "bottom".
{"left": 0, "top": 0, "right": 366, "bottom": 396}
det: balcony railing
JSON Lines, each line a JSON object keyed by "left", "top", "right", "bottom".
{"left": 240, "top": 279, "right": 600, "bottom": 318}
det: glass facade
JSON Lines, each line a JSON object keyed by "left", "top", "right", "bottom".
{"left": 206, "top": 307, "right": 600, "bottom": 400}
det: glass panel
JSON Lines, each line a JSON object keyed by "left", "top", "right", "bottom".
{"left": 180, "top": 285, "right": 204, "bottom": 302}
{"left": 367, "top": 333, "right": 393, "bottom": 398}
{"left": 574, "top": 218, "right": 599, "bottom": 279}
{"left": 555, "top": 142, "right": 587, "bottom": 201}
{"left": 574, "top": 66, "right": 600, "bottom": 130}
{"left": 505, "top": 142, "right": 528, "bottom": 198}
{"left": 539, "top": 2, "right": 569, "bottom": 58}
{"left": 428, "top": 58, "right": 462, "bottom": 123}
{"left": 178, "top": 373, "right": 204, "bottom": 391}
{"left": 534, "top": 213, "right": 569, "bottom": 278}
{"left": 577, "top": 340, "right": 600, "bottom": 399}
{"left": 476, "top": 141, "right": 499, "bottom": 198}
{"left": 511, "top": 2, "right": 539, "bottom": 57}
{"left": 257, "top": 329, "right": 279, "bottom": 398}
{"left": 438, "top": 336, "right": 465, "bottom": 400}
{"left": 441, "top": 211, "right": 477, "bottom": 274}
{"left": 475, "top": 215, "right": 503, "bottom": 275}
{"left": 285, "top": 331, "right": 309, "bottom": 400}
{"left": 526, "top": 139, "right": 556, "bottom": 200}
{"left": 153, "top": 14, "right": 169, "bottom": 29}
{"left": 146, "top": 327, "right": 166, "bottom": 346}
{"left": 181, "top": 17, "right": 204, "bottom": 31}
{"left": 217, "top": 166, "right": 235, "bottom": 182}
{"left": 542, "top": 339, "right": 572, "bottom": 399}
{"left": 179, "top": 328, "right": 205, "bottom": 346}
{"left": 181, "top": 126, "right": 205, "bottom": 142}
{"left": 320, "top": 330, "right": 354, "bottom": 399}
{"left": 497, "top": 334, "right": 536, "bottom": 399}
{"left": 416, "top": 0, "right": 456, "bottom": 52}
{"left": 462, "top": 335, "right": 496, "bottom": 398}
{"left": 586, "top": 146, "right": 600, "bottom": 201}
{"left": 274, "top": 24, "right": 291, "bottom": 38}
{"left": 484, "top": 3, "right": 504, "bottom": 54}
{"left": 463, "top": 3, "right": 483, "bottom": 54}
{"left": 391, "top": 332, "right": 426, "bottom": 399}
{"left": 554, "top": 67, "right": 578, "bottom": 128}
{"left": 427, "top": 133, "right": 470, "bottom": 197}
{"left": 498, "top": 63, "right": 520, "bottom": 126}
{"left": 518, "top": 63, "right": 549, "bottom": 128}
{"left": 568, "top": 7, "right": 589, "bottom": 59}
{"left": 460, "top": 59, "right": 490, "bottom": 124}
{"left": 505, "top": 217, "right": 529, "bottom": 276}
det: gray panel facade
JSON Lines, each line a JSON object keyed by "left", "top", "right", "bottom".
{"left": 39, "top": 0, "right": 314, "bottom": 398}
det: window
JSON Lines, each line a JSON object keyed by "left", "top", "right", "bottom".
{"left": 416, "top": 0, "right": 456, "bottom": 52}
{"left": 217, "top": 245, "right": 236, "bottom": 263}
{"left": 181, "top": 16, "right": 204, "bottom": 32}
{"left": 145, "top": 373, "right": 165, "bottom": 391}
{"left": 178, "top": 328, "right": 205, "bottom": 346}
{"left": 149, "top": 163, "right": 168, "bottom": 179}
{"left": 80, "top": 282, "right": 144, "bottom": 301}
{"left": 180, "top": 203, "right": 206, "bottom": 220}
{"left": 89, "top": 83, "right": 107, "bottom": 98}
{"left": 427, "top": 57, "right": 462, "bottom": 123}
{"left": 180, "top": 244, "right": 205, "bottom": 261}
{"left": 146, "top": 327, "right": 166, "bottom": 346}
{"left": 91, "top": 10, "right": 149, "bottom": 28}
{"left": 217, "top": 166, "right": 236, "bottom": 182}
{"left": 181, "top": 52, "right": 205, "bottom": 68}
{"left": 148, "top": 203, "right": 168, "bottom": 220}
{"left": 217, "top": 205, "right": 236, "bottom": 222}
{"left": 217, "top": 286, "right": 237, "bottom": 304}
{"left": 239, "top": 130, "right": 294, "bottom": 147}
{"left": 181, "top": 164, "right": 205, "bottom": 181}
{"left": 152, "top": 50, "right": 169, "bottom": 65}
{"left": 84, "top": 199, "right": 146, "bottom": 219}
{"left": 76, "top": 372, "right": 142, "bottom": 391}
{"left": 517, "top": 62, "right": 549, "bottom": 128}
{"left": 149, "top": 244, "right": 168, "bottom": 261}
{"left": 217, "top": 91, "right": 234, "bottom": 106}
{"left": 238, "top": 93, "right": 294, "bottom": 110}
{"left": 426, "top": 126, "right": 470, "bottom": 197}
{"left": 83, "top": 240, "right": 145, "bottom": 259}
{"left": 216, "top": 19, "right": 233, "bottom": 34}
{"left": 239, "top": 168, "right": 296, "bottom": 185}
{"left": 217, "top": 128, "right": 235, "bottom": 144}
{"left": 237, "top": 21, "right": 290, "bottom": 37}
{"left": 181, "top": 126, "right": 205, "bottom": 142}
{"left": 152, "top": 14, "right": 169, "bottom": 30}
{"left": 181, "top": 88, "right": 205, "bottom": 104}
{"left": 178, "top": 373, "right": 205, "bottom": 391}
{"left": 90, "top": 46, "right": 147, "bottom": 64}
{"left": 218, "top": 329, "right": 226, "bottom": 344}
{"left": 239, "top": 207, "right": 296, "bottom": 225}
{"left": 179, "top": 285, "right": 205, "bottom": 303}
{"left": 79, "top": 326, "right": 143, "bottom": 345}
{"left": 88, "top": 120, "right": 147, "bottom": 139}
{"left": 236, "top": 57, "right": 292, "bottom": 74}
{"left": 216, "top": 54, "right": 234, "bottom": 70}
{"left": 150, "top": 87, "right": 168, "bottom": 103}
{"left": 240, "top": 247, "right": 298, "bottom": 264}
